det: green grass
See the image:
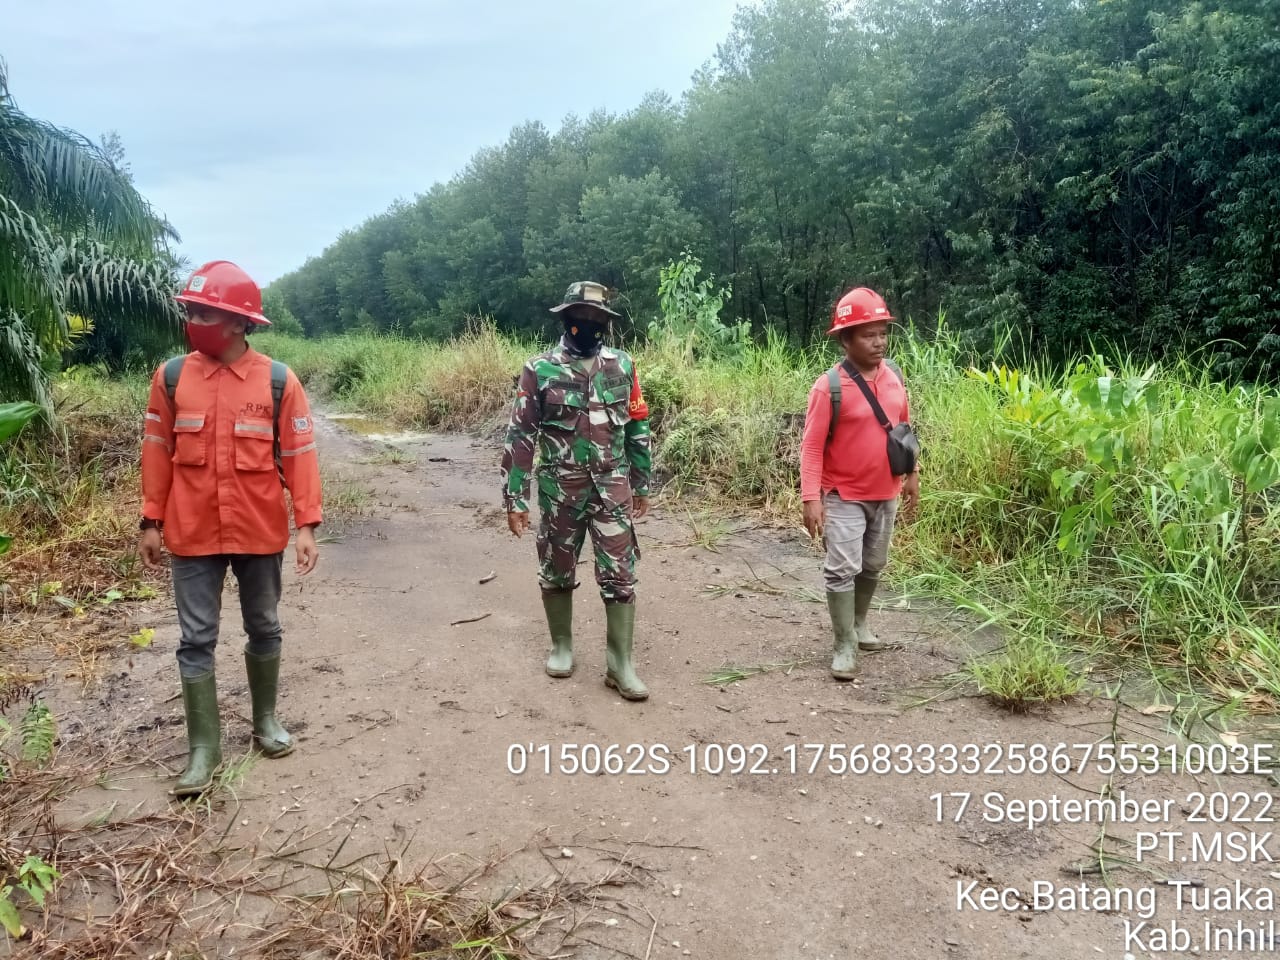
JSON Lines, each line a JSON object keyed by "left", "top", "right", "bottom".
{"left": 891, "top": 337, "right": 1280, "bottom": 709}
{"left": 257, "top": 319, "right": 527, "bottom": 431}
{"left": 680, "top": 509, "right": 735, "bottom": 552}
{"left": 320, "top": 470, "right": 376, "bottom": 524}
{"left": 1, "top": 367, "right": 152, "bottom": 632}
{"left": 702, "top": 659, "right": 818, "bottom": 685}
{"left": 254, "top": 319, "right": 1280, "bottom": 710}
{"left": 16, "top": 322, "right": 1279, "bottom": 711}
{"left": 965, "top": 640, "right": 1088, "bottom": 711}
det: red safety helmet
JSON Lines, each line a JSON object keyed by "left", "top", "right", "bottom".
{"left": 827, "top": 287, "right": 893, "bottom": 336}
{"left": 175, "top": 260, "right": 271, "bottom": 325}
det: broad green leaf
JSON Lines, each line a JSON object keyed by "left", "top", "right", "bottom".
{"left": 1229, "top": 434, "right": 1263, "bottom": 477}
{"left": 1084, "top": 433, "right": 1114, "bottom": 467}
{"left": 0, "top": 402, "right": 40, "bottom": 443}
{"left": 18, "top": 856, "right": 59, "bottom": 906}
{"left": 0, "top": 893, "right": 24, "bottom": 938}
{"left": 1260, "top": 400, "right": 1280, "bottom": 453}
{"left": 1160, "top": 522, "right": 1188, "bottom": 552}
{"left": 1245, "top": 454, "right": 1280, "bottom": 494}
{"left": 1050, "top": 467, "right": 1086, "bottom": 497}
{"left": 1057, "top": 504, "right": 1086, "bottom": 555}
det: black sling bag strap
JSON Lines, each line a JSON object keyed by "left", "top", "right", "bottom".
{"left": 840, "top": 359, "right": 920, "bottom": 476}
{"left": 826, "top": 357, "right": 904, "bottom": 445}
{"left": 841, "top": 360, "right": 893, "bottom": 430}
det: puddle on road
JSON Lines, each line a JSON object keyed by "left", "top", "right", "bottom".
{"left": 323, "top": 412, "right": 430, "bottom": 445}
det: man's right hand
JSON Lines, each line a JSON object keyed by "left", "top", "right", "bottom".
{"left": 139, "top": 528, "right": 164, "bottom": 571}
{"left": 508, "top": 510, "right": 530, "bottom": 538}
{"left": 802, "top": 500, "right": 825, "bottom": 541}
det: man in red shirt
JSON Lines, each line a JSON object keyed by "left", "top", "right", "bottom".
{"left": 799, "top": 287, "right": 920, "bottom": 679}
{"left": 138, "top": 261, "right": 323, "bottom": 797}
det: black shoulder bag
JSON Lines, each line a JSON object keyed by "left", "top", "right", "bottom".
{"left": 841, "top": 359, "right": 920, "bottom": 476}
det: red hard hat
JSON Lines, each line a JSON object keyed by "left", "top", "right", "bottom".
{"left": 827, "top": 287, "right": 893, "bottom": 335}
{"left": 175, "top": 260, "right": 271, "bottom": 325}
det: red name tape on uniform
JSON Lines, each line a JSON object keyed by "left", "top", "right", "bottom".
{"left": 628, "top": 367, "right": 650, "bottom": 420}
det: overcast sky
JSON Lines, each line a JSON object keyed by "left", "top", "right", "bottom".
{"left": 6, "top": 0, "right": 746, "bottom": 283}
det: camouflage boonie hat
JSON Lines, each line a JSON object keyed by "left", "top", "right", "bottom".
{"left": 549, "top": 280, "right": 620, "bottom": 318}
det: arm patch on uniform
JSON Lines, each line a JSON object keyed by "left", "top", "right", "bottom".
{"left": 628, "top": 367, "right": 650, "bottom": 420}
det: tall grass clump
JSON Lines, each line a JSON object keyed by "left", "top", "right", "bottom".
{"left": 258, "top": 319, "right": 528, "bottom": 431}
{"left": 653, "top": 332, "right": 824, "bottom": 512}
{"left": 640, "top": 258, "right": 828, "bottom": 513}
{"left": 899, "top": 340, "right": 1280, "bottom": 704}
{"left": 1, "top": 368, "right": 152, "bottom": 636}
{"left": 258, "top": 272, "right": 1280, "bottom": 705}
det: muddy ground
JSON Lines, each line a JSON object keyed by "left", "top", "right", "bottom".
{"left": 9, "top": 413, "right": 1280, "bottom": 959}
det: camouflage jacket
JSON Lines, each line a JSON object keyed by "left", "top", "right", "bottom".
{"left": 500, "top": 339, "right": 652, "bottom": 512}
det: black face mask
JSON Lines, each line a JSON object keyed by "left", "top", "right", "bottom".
{"left": 564, "top": 318, "right": 607, "bottom": 356}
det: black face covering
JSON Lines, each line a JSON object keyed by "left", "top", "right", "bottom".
{"left": 564, "top": 317, "right": 607, "bottom": 356}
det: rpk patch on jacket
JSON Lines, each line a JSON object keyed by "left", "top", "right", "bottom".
{"left": 292, "top": 416, "right": 313, "bottom": 434}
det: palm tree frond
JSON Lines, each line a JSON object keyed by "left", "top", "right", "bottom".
{"left": 0, "top": 60, "right": 179, "bottom": 402}
{"left": 0, "top": 192, "right": 66, "bottom": 348}
{"left": 0, "top": 309, "right": 52, "bottom": 408}
{"left": 0, "top": 93, "right": 161, "bottom": 252}
{"left": 61, "top": 239, "right": 184, "bottom": 363}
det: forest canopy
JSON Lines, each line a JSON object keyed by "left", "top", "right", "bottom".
{"left": 272, "top": 0, "right": 1280, "bottom": 378}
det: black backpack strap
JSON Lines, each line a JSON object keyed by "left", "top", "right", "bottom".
{"left": 841, "top": 359, "right": 893, "bottom": 433}
{"left": 270, "top": 360, "right": 287, "bottom": 424}
{"left": 270, "top": 360, "right": 288, "bottom": 485}
{"left": 163, "top": 355, "right": 186, "bottom": 410}
{"left": 164, "top": 355, "right": 291, "bottom": 484}
{"left": 826, "top": 366, "right": 842, "bottom": 444}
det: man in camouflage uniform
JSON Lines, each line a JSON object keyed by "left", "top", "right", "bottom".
{"left": 501, "top": 281, "right": 652, "bottom": 701}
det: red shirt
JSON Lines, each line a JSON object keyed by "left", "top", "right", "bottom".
{"left": 800, "top": 362, "right": 910, "bottom": 502}
{"left": 141, "top": 347, "right": 323, "bottom": 557}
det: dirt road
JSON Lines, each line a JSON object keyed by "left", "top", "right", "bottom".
{"left": 33, "top": 413, "right": 1280, "bottom": 959}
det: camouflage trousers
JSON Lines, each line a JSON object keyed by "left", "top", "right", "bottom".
{"left": 536, "top": 471, "right": 638, "bottom": 603}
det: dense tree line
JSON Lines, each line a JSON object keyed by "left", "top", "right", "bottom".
{"left": 273, "top": 0, "right": 1280, "bottom": 377}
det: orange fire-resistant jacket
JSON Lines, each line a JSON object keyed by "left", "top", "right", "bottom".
{"left": 141, "top": 347, "right": 323, "bottom": 557}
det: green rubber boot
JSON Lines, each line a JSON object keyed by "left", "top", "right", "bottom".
{"left": 854, "top": 573, "right": 889, "bottom": 651}
{"left": 171, "top": 672, "right": 223, "bottom": 798}
{"left": 826, "top": 590, "right": 859, "bottom": 680}
{"left": 542, "top": 589, "right": 575, "bottom": 678}
{"left": 604, "top": 601, "right": 648, "bottom": 701}
{"left": 245, "top": 651, "right": 295, "bottom": 758}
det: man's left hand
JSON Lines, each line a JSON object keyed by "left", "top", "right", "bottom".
{"left": 901, "top": 473, "right": 921, "bottom": 514}
{"left": 633, "top": 495, "right": 650, "bottom": 519}
{"left": 296, "top": 525, "right": 320, "bottom": 575}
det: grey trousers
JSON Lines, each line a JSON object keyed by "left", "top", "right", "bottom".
{"left": 822, "top": 493, "right": 898, "bottom": 592}
{"left": 171, "top": 553, "right": 284, "bottom": 678}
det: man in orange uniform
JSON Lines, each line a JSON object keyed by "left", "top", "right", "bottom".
{"left": 800, "top": 287, "right": 920, "bottom": 680}
{"left": 138, "top": 260, "right": 323, "bottom": 797}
